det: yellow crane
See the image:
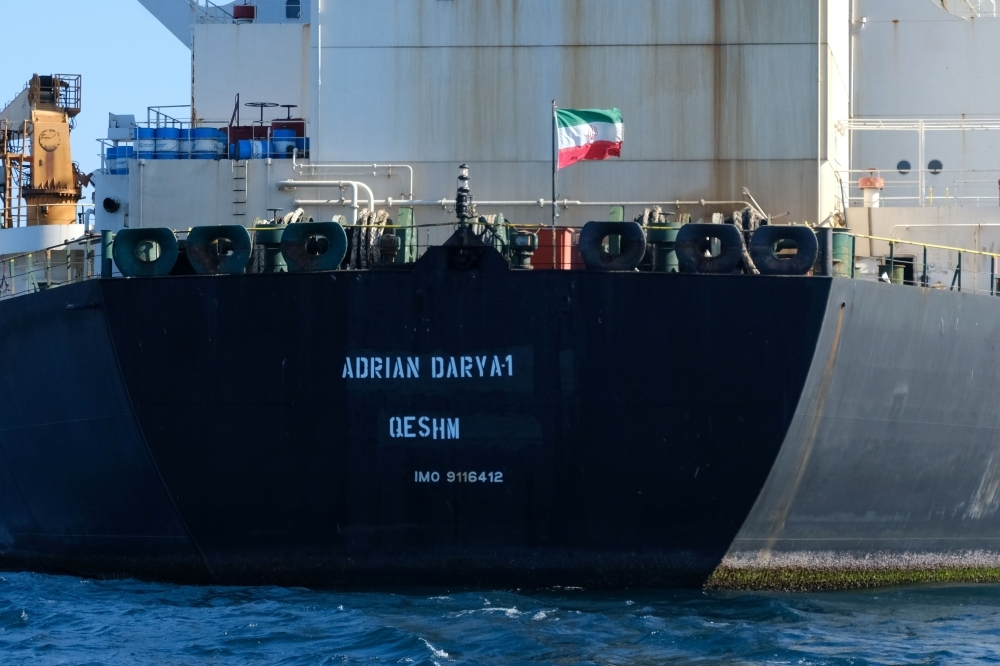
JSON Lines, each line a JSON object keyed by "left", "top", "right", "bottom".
{"left": 0, "top": 74, "right": 84, "bottom": 228}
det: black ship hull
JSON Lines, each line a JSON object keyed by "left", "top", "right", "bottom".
{"left": 3, "top": 267, "right": 1000, "bottom": 589}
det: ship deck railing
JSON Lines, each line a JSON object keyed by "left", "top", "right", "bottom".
{"left": 3, "top": 229, "right": 1000, "bottom": 301}
{"left": 852, "top": 233, "right": 1000, "bottom": 294}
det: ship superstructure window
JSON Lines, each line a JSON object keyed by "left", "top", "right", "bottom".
{"left": 928, "top": 159, "right": 943, "bottom": 174}
{"left": 286, "top": 0, "right": 300, "bottom": 19}
{"left": 897, "top": 160, "right": 911, "bottom": 175}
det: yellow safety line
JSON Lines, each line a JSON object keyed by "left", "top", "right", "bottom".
{"left": 853, "top": 233, "right": 1000, "bottom": 258}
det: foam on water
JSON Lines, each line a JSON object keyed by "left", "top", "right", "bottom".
{"left": 0, "top": 572, "right": 997, "bottom": 664}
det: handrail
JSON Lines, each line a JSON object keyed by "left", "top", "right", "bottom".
{"left": 852, "top": 233, "right": 1000, "bottom": 258}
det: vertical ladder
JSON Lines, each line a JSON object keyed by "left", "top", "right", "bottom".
{"left": 232, "top": 159, "right": 248, "bottom": 218}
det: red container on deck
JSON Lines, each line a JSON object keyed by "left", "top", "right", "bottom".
{"left": 534, "top": 228, "right": 579, "bottom": 270}
{"left": 233, "top": 5, "right": 257, "bottom": 20}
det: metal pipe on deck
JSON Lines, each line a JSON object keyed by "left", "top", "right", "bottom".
{"left": 291, "top": 198, "right": 764, "bottom": 211}
{"left": 277, "top": 180, "right": 375, "bottom": 223}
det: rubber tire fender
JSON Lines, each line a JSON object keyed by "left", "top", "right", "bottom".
{"left": 186, "top": 225, "right": 253, "bottom": 275}
{"left": 578, "top": 221, "right": 646, "bottom": 271}
{"left": 749, "top": 225, "right": 819, "bottom": 276}
{"left": 112, "top": 228, "right": 179, "bottom": 277}
{"left": 674, "top": 223, "right": 744, "bottom": 274}
{"left": 280, "top": 221, "right": 348, "bottom": 273}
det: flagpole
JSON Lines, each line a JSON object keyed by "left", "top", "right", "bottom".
{"left": 551, "top": 99, "right": 558, "bottom": 268}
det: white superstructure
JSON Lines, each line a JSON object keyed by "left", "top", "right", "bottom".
{"left": 93, "top": 0, "right": 852, "bottom": 238}
{"left": 4, "top": 0, "right": 1000, "bottom": 293}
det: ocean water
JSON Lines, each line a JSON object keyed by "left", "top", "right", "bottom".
{"left": 0, "top": 573, "right": 997, "bottom": 664}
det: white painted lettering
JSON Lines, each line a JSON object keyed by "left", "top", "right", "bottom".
{"left": 430, "top": 471, "right": 440, "bottom": 482}
{"left": 393, "top": 416, "right": 460, "bottom": 440}
{"left": 417, "top": 471, "right": 431, "bottom": 482}
{"left": 344, "top": 353, "right": 513, "bottom": 381}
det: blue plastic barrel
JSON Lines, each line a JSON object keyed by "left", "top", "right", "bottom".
{"left": 134, "top": 127, "right": 155, "bottom": 159}
{"left": 191, "top": 127, "right": 217, "bottom": 159}
{"left": 215, "top": 130, "right": 228, "bottom": 159}
{"left": 154, "top": 127, "right": 180, "bottom": 159}
{"left": 272, "top": 129, "right": 295, "bottom": 158}
{"left": 116, "top": 146, "right": 129, "bottom": 174}
{"left": 105, "top": 147, "right": 118, "bottom": 174}
{"left": 293, "top": 137, "right": 310, "bottom": 156}
{"left": 231, "top": 140, "right": 253, "bottom": 160}
{"left": 177, "top": 128, "right": 191, "bottom": 159}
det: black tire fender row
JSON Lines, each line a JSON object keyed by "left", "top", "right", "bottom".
{"left": 280, "top": 221, "right": 348, "bottom": 273}
{"left": 749, "top": 225, "right": 818, "bottom": 276}
{"left": 186, "top": 225, "right": 253, "bottom": 275}
{"left": 578, "top": 221, "right": 647, "bottom": 271}
{"left": 674, "top": 223, "right": 744, "bottom": 274}
{"left": 112, "top": 227, "right": 179, "bottom": 277}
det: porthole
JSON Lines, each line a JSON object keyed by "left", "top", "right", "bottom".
{"left": 897, "top": 160, "right": 911, "bottom": 175}
{"left": 928, "top": 159, "right": 943, "bottom": 174}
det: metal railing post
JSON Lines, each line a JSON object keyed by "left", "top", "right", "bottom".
{"left": 820, "top": 227, "right": 833, "bottom": 277}
{"left": 923, "top": 245, "right": 928, "bottom": 286}
{"left": 888, "top": 241, "right": 895, "bottom": 281}
{"left": 992, "top": 256, "right": 996, "bottom": 296}
{"left": 959, "top": 252, "right": 963, "bottom": 292}
{"left": 101, "top": 231, "right": 113, "bottom": 278}
{"left": 851, "top": 235, "right": 856, "bottom": 278}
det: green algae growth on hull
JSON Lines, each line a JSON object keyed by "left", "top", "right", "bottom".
{"left": 705, "top": 565, "right": 1000, "bottom": 592}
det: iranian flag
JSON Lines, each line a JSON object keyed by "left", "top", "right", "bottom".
{"left": 556, "top": 108, "right": 623, "bottom": 169}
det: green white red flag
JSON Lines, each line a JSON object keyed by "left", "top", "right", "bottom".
{"left": 556, "top": 108, "right": 623, "bottom": 169}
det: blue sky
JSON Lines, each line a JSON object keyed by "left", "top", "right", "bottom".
{"left": 0, "top": 0, "right": 191, "bottom": 176}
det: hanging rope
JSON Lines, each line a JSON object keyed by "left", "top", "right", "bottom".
{"left": 348, "top": 209, "right": 390, "bottom": 269}
{"left": 734, "top": 207, "right": 761, "bottom": 275}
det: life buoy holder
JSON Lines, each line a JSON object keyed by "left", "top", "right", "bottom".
{"left": 111, "top": 228, "right": 178, "bottom": 277}
{"left": 578, "top": 221, "right": 646, "bottom": 271}
{"left": 280, "top": 221, "right": 348, "bottom": 272}
{"left": 674, "top": 223, "right": 744, "bottom": 274}
{"left": 185, "top": 225, "right": 253, "bottom": 275}
{"left": 749, "top": 225, "right": 818, "bottom": 276}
